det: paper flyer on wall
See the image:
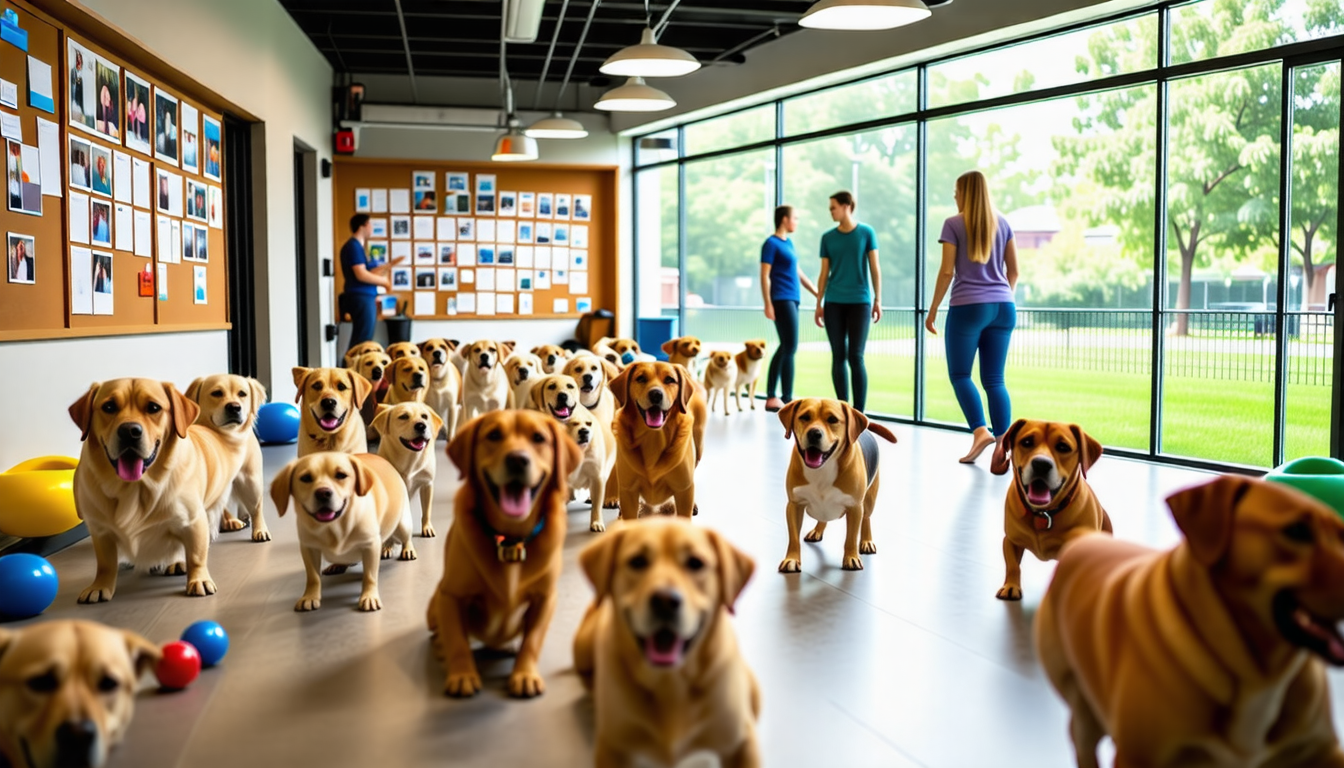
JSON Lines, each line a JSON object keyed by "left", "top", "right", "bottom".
{"left": 460, "top": 268, "right": 474, "bottom": 284}
{"left": 91, "top": 251, "right": 113, "bottom": 315}
{"left": 576, "top": 297, "right": 592, "bottom": 313}
{"left": 436, "top": 216, "right": 455, "bottom": 241}
{"left": 389, "top": 188, "right": 410, "bottom": 214}
{"left": 114, "top": 203, "right": 132, "bottom": 251}
{"left": 133, "top": 210, "right": 151, "bottom": 256}
{"left": 26, "top": 55, "right": 53, "bottom": 113}
{"left": 496, "top": 292, "right": 513, "bottom": 314}
{"left": 413, "top": 215, "right": 434, "bottom": 240}
{"left": 70, "top": 246, "right": 92, "bottom": 314}
{"left": 535, "top": 270, "right": 551, "bottom": 290}
{"left": 132, "top": 158, "right": 151, "bottom": 209}
{"left": 476, "top": 266, "right": 495, "bottom": 291}
{"left": 36, "top": 118, "right": 61, "bottom": 197}
{"left": 519, "top": 293, "right": 533, "bottom": 315}
{"left": 517, "top": 245, "right": 534, "bottom": 268}
{"left": 497, "top": 268, "right": 515, "bottom": 293}
{"left": 477, "top": 291, "right": 496, "bottom": 316}
{"left": 518, "top": 269, "right": 533, "bottom": 291}
{"left": 414, "top": 290, "right": 435, "bottom": 316}
{"left": 156, "top": 215, "right": 171, "bottom": 262}
{"left": 69, "top": 191, "right": 89, "bottom": 244}
{"left": 0, "top": 79, "right": 16, "bottom": 109}
{"left": 569, "top": 271, "right": 588, "bottom": 295}
{"left": 156, "top": 263, "right": 167, "bottom": 301}
{"left": 457, "top": 243, "right": 475, "bottom": 267}
{"left": 354, "top": 188, "right": 370, "bottom": 212}
{"left": 170, "top": 220, "right": 182, "bottom": 264}
{"left": 371, "top": 188, "right": 388, "bottom": 213}
{"left": 193, "top": 265, "right": 207, "bottom": 304}
{"left": 554, "top": 268, "right": 569, "bottom": 285}
{"left": 458, "top": 292, "right": 476, "bottom": 313}
{"left": 1, "top": 112, "right": 21, "bottom": 141}
{"left": 535, "top": 246, "right": 552, "bottom": 270}
{"left": 112, "top": 150, "right": 131, "bottom": 203}
{"left": 552, "top": 298, "right": 568, "bottom": 314}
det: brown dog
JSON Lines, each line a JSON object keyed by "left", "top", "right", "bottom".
{"left": 427, "top": 411, "right": 582, "bottom": 697}
{"left": 383, "top": 356, "right": 430, "bottom": 405}
{"left": 661, "top": 336, "right": 702, "bottom": 372}
{"left": 343, "top": 340, "right": 383, "bottom": 369}
{"left": 702, "top": 350, "right": 736, "bottom": 417}
{"left": 732, "top": 340, "right": 768, "bottom": 412}
{"left": 293, "top": 367, "right": 373, "bottom": 456}
{"left": 777, "top": 398, "right": 897, "bottom": 572}
{"left": 573, "top": 518, "right": 760, "bottom": 768}
{"left": 185, "top": 374, "right": 270, "bottom": 542}
{"left": 1036, "top": 477, "right": 1344, "bottom": 768}
{"left": 610, "top": 362, "right": 707, "bottom": 520}
{"left": 418, "top": 338, "right": 462, "bottom": 439}
{"left": 69, "top": 379, "right": 235, "bottom": 602}
{"left": 997, "top": 419, "right": 1112, "bottom": 601}
{"left": 0, "top": 620, "right": 160, "bottom": 768}
{"left": 385, "top": 341, "right": 420, "bottom": 361}
{"left": 531, "top": 344, "right": 571, "bottom": 375}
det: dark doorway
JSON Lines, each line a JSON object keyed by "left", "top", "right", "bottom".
{"left": 294, "top": 149, "right": 311, "bottom": 367}
{"left": 224, "top": 114, "right": 257, "bottom": 377}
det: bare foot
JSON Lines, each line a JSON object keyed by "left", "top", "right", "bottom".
{"left": 959, "top": 428, "right": 995, "bottom": 464}
{"left": 990, "top": 436, "right": 1011, "bottom": 476}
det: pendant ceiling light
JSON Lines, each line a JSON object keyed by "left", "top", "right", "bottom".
{"left": 526, "top": 113, "right": 589, "bottom": 139}
{"left": 594, "top": 76, "right": 676, "bottom": 112}
{"left": 600, "top": 26, "right": 700, "bottom": 78}
{"left": 492, "top": 117, "right": 539, "bottom": 161}
{"left": 525, "top": 0, "right": 591, "bottom": 140}
{"left": 798, "top": 0, "right": 932, "bottom": 31}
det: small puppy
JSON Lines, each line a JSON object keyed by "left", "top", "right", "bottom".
{"left": 610, "top": 362, "right": 707, "bottom": 520}
{"left": 563, "top": 355, "right": 620, "bottom": 511}
{"left": 185, "top": 374, "right": 270, "bottom": 542}
{"left": 527, "top": 373, "right": 585, "bottom": 423}
{"left": 351, "top": 351, "right": 393, "bottom": 404}
{"left": 531, "top": 344, "right": 571, "bottom": 375}
{"left": 661, "top": 336, "right": 703, "bottom": 373}
{"left": 1036, "top": 477, "right": 1344, "bottom": 768}
{"left": 428, "top": 411, "right": 582, "bottom": 698}
{"left": 503, "top": 352, "right": 543, "bottom": 410}
{"left": 270, "top": 452, "right": 416, "bottom": 612}
{"left": 343, "top": 340, "right": 383, "bottom": 369}
{"left": 702, "top": 350, "right": 736, "bottom": 416}
{"left": 996, "top": 419, "right": 1112, "bottom": 601}
{"left": 732, "top": 340, "right": 768, "bottom": 412}
{"left": 777, "top": 398, "right": 897, "bottom": 572}
{"left": 373, "top": 402, "right": 443, "bottom": 537}
{"left": 0, "top": 620, "right": 161, "bottom": 768}
{"left": 460, "top": 340, "right": 511, "bottom": 423}
{"left": 384, "top": 355, "right": 430, "bottom": 405}
{"left": 419, "top": 338, "right": 462, "bottom": 440}
{"left": 386, "top": 341, "right": 421, "bottom": 361}
{"left": 562, "top": 411, "right": 613, "bottom": 532}
{"left": 293, "top": 367, "right": 373, "bottom": 456}
{"left": 574, "top": 518, "right": 760, "bottom": 768}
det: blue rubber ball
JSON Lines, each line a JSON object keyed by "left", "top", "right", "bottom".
{"left": 621, "top": 351, "right": 636, "bottom": 365}
{"left": 255, "top": 402, "right": 300, "bottom": 445}
{"left": 181, "top": 620, "right": 229, "bottom": 667}
{"left": 0, "top": 553, "right": 59, "bottom": 619}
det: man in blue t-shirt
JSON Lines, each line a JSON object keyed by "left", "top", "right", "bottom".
{"left": 340, "top": 214, "right": 402, "bottom": 356}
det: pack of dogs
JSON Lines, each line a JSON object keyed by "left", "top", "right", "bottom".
{"left": 4, "top": 335, "right": 1343, "bottom": 768}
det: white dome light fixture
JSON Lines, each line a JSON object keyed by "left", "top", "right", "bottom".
{"left": 594, "top": 76, "right": 676, "bottom": 112}
{"left": 492, "top": 117, "right": 539, "bottom": 162}
{"left": 525, "top": 112, "right": 589, "bottom": 139}
{"left": 798, "top": 0, "right": 932, "bottom": 31}
{"left": 600, "top": 27, "right": 700, "bottom": 78}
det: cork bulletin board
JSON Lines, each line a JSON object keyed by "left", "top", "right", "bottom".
{"left": 333, "top": 158, "right": 618, "bottom": 321}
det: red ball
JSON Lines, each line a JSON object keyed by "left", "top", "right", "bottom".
{"left": 155, "top": 641, "right": 202, "bottom": 690}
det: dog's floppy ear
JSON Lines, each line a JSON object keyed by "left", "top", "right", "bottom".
{"left": 660, "top": 338, "right": 678, "bottom": 356}
{"left": 269, "top": 461, "right": 296, "bottom": 517}
{"left": 351, "top": 455, "right": 376, "bottom": 497}
{"left": 370, "top": 404, "right": 393, "bottom": 437}
{"left": 165, "top": 383, "right": 199, "bottom": 439}
{"left": 706, "top": 526, "right": 755, "bottom": 613}
{"left": 778, "top": 400, "right": 802, "bottom": 440}
{"left": 417, "top": 340, "right": 432, "bottom": 357}
{"left": 447, "top": 418, "right": 481, "bottom": 478}
{"left": 69, "top": 383, "right": 100, "bottom": 441}
{"left": 184, "top": 377, "right": 204, "bottom": 403}
{"left": 609, "top": 365, "right": 633, "bottom": 408}
{"left": 1168, "top": 475, "right": 1254, "bottom": 566}
{"left": 867, "top": 422, "right": 898, "bottom": 443}
{"left": 249, "top": 378, "right": 268, "bottom": 415}
{"left": 528, "top": 378, "right": 549, "bottom": 410}
{"left": 579, "top": 526, "right": 627, "bottom": 599}
{"left": 1069, "top": 424, "right": 1103, "bottom": 477}
{"left": 993, "top": 419, "right": 1029, "bottom": 476}
{"left": 530, "top": 345, "right": 544, "bottom": 356}
{"left": 428, "top": 409, "right": 444, "bottom": 438}
{"left": 600, "top": 359, "right": 620, "bottom": 384}
{"left": 122, "top": 629, "right": 162, "bottom": 680}
{"left": 674, "top": 366, "right": 694, "bottom": 414}
{"left": 551, "top": 418, "right": 583, "bottom": 486}
{"left": 348, "top": 370, "right": 374, "bottom": 408}
{"left": 446, "top": 339, "right": 460, "bottom": 351}
{"left": 844, "top": 402, "right": 870, "bottom": 447}
{"left": 499, "top": 341, "right": 516, "bottom": 359}
{"left": 292, "top": 367, "right": 314, "bottom": 403}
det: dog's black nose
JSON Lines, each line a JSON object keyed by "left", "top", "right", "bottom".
{"left": 224, "top": 403, "right": 242, "bottom": 416}
{"left": 578, "top": 429, "right": 590, "bottom": 441}
{"left": 314, "top": 487, "right": 333, "bottom": 503}
{"left": 1031, "top": 457, "right": 1054, "bottom": 475}
{"left": 647, "top": 389, "right": 664, "bottom": 405}
{"left": 433, "top": 352, "right": 445, "bottom": 364}
{"left": 415, "top": 421, "right": 428, "bottom": 435}
{"left": 479, "top": 354, "right": 490, "bottom": 365}
{"left": 505, "top": 451, "right": 531, "bottom": 475}
{"left": 547, "top": 355, "right": 557, "bottom": 366}
{"left": 320, "top": 397, "right": 337, "bottom": 411}
{"left": 370, "top": 368, "right": 383, "bottom": 381}
{"left": 583, "top": 374, "right": 594, "bottom": 386}
{"left": 556, "top": 393, "right": 569, "bottom": 407}
{"left": 412, "top": 374, "right": 425, "bottom": 387}
{"left": 807, "top": 428, "right": 824, "bottom": 443}
{"left": 54, "top": 719, "right": 98, "bottom": 767}
{"left": 650, "top": 590, "right": 682, "bottom": 622}
{"left": 117, "top": 423, "right": 142, "bottom": 442}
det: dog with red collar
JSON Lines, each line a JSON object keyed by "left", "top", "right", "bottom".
{"left": 995, "top": 419, "right": 1112, "bottom": 600}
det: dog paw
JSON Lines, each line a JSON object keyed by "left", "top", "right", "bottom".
{"left": 78, "top": 585, "right": 115, "bottom": 603}
{"left": 508, "top": 671, "right": 546, "bottom": 698}
{"left": 778, "top": 558, "right": 801, "bottom": 574}
{"left": 603, "top": 500, "right": 619, "bottom": 510}
{"left": 841, "top": 556, "right": 864, "bottom": 571}
{"left": 251, "top": 529, "right": 272, "bottom": 543}
{"left": 860, "top": 541, "right": 877, "bottom": 555}
{"left": 323, "top": 564, "right": 349, "bottom": 576}
{"left": 358, "top": 594, "right": 383, "bottom": 612}
{"left": 381, "top": 546, "right": 393, "bottom": 560}
{"left": 803, "top": 529, "right": 824, "bottom": 543}
{"left": 590, "top": 520, "right": 606, "bottom": 533}
{"left": 444, "top": 672, "right": 483, "bottom": 698}
{"left": 157, "top": 561, "right": 187, "bottom": 577}
{"left": 399, "top": 546, "right": 417, "bottom": 561}
{"left": 295, "top": 596, "right": 321, "bottom": 612}
{"left": 186, "top": 578, "right": 217, "bottom": 597}
{"left": 220, "top": 517, "right": 247, "bottom": 533}
{"left": 996, "top": 585, "right": 1023, "bottom": 601}
{"left": 421, "top": 523, "right": 437, "bottom": 538}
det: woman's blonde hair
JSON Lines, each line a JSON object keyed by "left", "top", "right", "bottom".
{"left": 956, "top": 171, "right": 997, "bottom": 264}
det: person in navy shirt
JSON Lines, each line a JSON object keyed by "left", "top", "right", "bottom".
{"left": 340, "top": 214, "right": 402, "bottom": 357}
{"left": 760, "top": 205, "right": 819, "bottom": 412}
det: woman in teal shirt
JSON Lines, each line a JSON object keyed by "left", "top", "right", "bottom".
{"left": 814, "top": 191, "right": 881, "bottom": 412}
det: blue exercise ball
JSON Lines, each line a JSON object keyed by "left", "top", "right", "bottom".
{"left": 255, "top": 402, "right": 300, "bottom": 445}
{"left": 0, "top": 553, "right": 59, "bottom": 619}
{"left": 181, "top": 620, "right": 230, "bottom": 667}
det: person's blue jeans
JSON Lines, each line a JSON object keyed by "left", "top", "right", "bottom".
{"left": 767, "top": 299, "right": 799, "bottom": 400}
{"left": 944, "top": 302, "right": 1015, "bottom": 436}
{"left": 343, "top": 292, "right": 377, "bottom": 358}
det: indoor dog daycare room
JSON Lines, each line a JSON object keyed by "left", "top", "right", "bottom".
{"left": 3, "top": 0, "right": 1344, "bottom": 766}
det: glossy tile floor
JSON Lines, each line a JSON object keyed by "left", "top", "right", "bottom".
{"left": 20, "top": 410, "right": 1344, "bottom": 767}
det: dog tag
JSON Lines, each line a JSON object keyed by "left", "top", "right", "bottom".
{"left": 497, "top": 539, "right": 527, "bottom": 563}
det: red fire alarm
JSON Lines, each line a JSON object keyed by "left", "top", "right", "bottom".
{"left": 334, "top": 129, "right": 356, "bottom": 155}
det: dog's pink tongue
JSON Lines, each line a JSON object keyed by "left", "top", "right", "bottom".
{"left": 804, "top": 448, "right": 825, "bottom": 468}
{"left": 644, "top": 408, "right": 666, "bottom": 428}
{"left": 555, "top": 406, "right": 572, "bottom": 419}
{"left": 1027, "top": 481, "right": 1053, "bottom": 507}
{"left": 645, "top": 632, "right": 682, "bottom": 666}
{"left": 319, "top": 415, "right": 341, "bottom": 430}
{"left": 315, "top": 508, "right": 339, "bottom": 523}
{"left": 409, "top": 438, "right": 428, "bottom": 451}
{"left": 500, "top": 485, "right": 532, "bottom": 518}
{"left": 116, "top": 456, "right": 145, "bottom": 482}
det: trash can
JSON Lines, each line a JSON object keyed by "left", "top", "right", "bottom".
{"left": 385, "top": 315, "right": 412, "bottom": 345}
{"left": 636, "top": 317, "right": 678, "bottom": 361}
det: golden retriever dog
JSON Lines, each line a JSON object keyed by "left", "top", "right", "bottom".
{"left": 427, "top": 411, "right": 582, "bottom": 698}
{"left": 608, "top": 338, "right": 644, "bottom": 368}
{"left": 386, "top": 341, "right": 421, "bottom": 361}
{"left": 732, "top": 340, "right": 768, "bottom": 412}
{"left": 702, "top": 350, "right": 736, "bottom": 417}
{"left": 460, "top": 340, "right": 511, "bottom": 423}
{"left": 343, "top": 340, "right": 383, "bottom": 369}
{"left": 563, "top": 355, "right": 620, "bottom": 510}
{"left": 610, "top": 362, "right": 707, "bottom": 520}
{"left": 185, "top": 374, "right": 270, "bottom": 542}
{"left": 373, "top": 402, "right": 444, "bottom": 537}
{"left": 562, "top": 410, "right": 614, "bottom": 532}
{"left": 1036, "top": 477, "right": 1344, "bottom": 768}
{"left": 661, "top": 336, "right": 703, "bottom": 372}
{"left": 419, "top": 338, "right": 462, "bottom": 440}
{"left": 531, "top": 344, "right": 571, "bottom": 375}
{"left": 574, "top": 517, "right": 760, "bottom": 768}
{"left": 351, "top": 350, "right": 393, "bottom": 404}
{"left": 383, "top": 355, "right": 430, "bottom": 406}
{"left": 68, "top": 379, "right": 234, "bottom": 602}
{"left": 527, "top": 373, "right": 586, "bottom": 423}
{"left": 777, "top": 398, "right": 897, "bottom": 572}
{"left": 503, "top": 352, "right": 543, "bottom": 410}
{"left": 591, "top": 337, "right": 622, "bottom": 368}
{"left": 293, "top": 367, "right": 373, "bottom": 456}
{"left": 0, "top": 620, "right": 161, "bottom": 768}
{"left": 270, "top": 452, "right": 416, "bottom": 612}
{"left": 996, "top": 419, "right": 1112, "bottom": 601}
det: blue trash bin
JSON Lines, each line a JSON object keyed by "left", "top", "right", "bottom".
{"left": 636, "top": 317, "right": 678, "bottom": 361}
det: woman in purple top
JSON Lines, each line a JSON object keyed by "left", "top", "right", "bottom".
{"left": 926, "top": 171, "right": 1019, "bottom": 470}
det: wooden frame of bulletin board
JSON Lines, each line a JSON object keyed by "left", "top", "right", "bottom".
{"left": 0, "top": 0, "right": 232, "bottom": 342}
{"left": 333, "top": 158, "right": 618, "bottom": 320}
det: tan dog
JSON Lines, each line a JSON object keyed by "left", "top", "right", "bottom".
{"left": 503, "top": 352, "right": 543, "bottom": 410}
{"left": 428, "top": 411, "right": 582, "bottom": 697}
{"left": 419, "top": 338, "right": 462, "bottom": 439}
{"left": 343, "top": 340, "right": 383, "bottom": 369}
{"left": 527, "top": 373, "right": 585, "bottom": 423}
{"left": 661, "top": 336, "right": 703, "bottom": 372}
{"left": 702, "top": 350, "right": 736, "bottom": 416}
{"left": 610, "top": 362, "right": 707, "bottom": 520}
{"left": 293, "top": 367, "right": 373, "bottom": 456}
{"left": 563, "top": 355, "right": 620, "bottom": 512}
{"left": 373, "top": 402, "right": 443, "bottom": 537}
{"left": 1036, "top": 477, "right": 1344, "bottom": 768}
{"left": 385, "top": 341, "right": 420, "bottom": 361}
{"left": 69, "top": 379, "right": 236, "bottom": 602}
{"left": 996, "top": 419, "right": 1112, "bottom": 601}
{"left": 591, "top": 337, "right": 622, "bottom": 368}
{"left": 185, "top": 374, "right": 270, "bottom": 542}
{"left": 351, "top": 351, "right": 393, "bottom": 405}
{"left": 270, "top": 452, "right": 416, "bottom": 612}
{"left": 531, "top": 344, "right": 571, "bottom": 375}
{"left": 732, "top": 340, "right": 768, "bottom": 412}
{"left": 608, "top": 338, "right": 644, "bottom": 368}
{"left": 0, "top": 620, "right": 161, "bottom": 768}
{"left": 460, "top": 340, "right": 510, "bottom": 423}
{"left": 562, "top": 411, "right": 613, "bottom": 532}
{"left": 383, "top": 355, "right": 430, "bottom": 405}
{"left": 446, "top": 338, "right": 470, "bottom": 377}
{"left": 574, "top": 518, "right": 760, "bottom": 768}
{"left": 777, "top": 398, "right": 897, "bottom": 572}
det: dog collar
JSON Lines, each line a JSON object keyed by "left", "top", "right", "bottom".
{"left": 1014, "top": 469, "right": 1082, "bottom": 531}
{"left": 472, "top": 505, "right": 545, "bottom": 563}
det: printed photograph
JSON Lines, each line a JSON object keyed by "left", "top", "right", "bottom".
{"left": 67, "top": 41, "right": 96, "bottom": 132}
{"left": 154, "top": 89, "right": 179, "bottom": 165}
{"left": 180, "top": 103, "right": 199, "bottom": 174}
{"left": 573, "top": 194, "right": 592, "bottom": 221}
{"left": 416, "top": 268, "right": 436, "bottom": 289}
{"left": 439, "top": 267, "right": 456, "bottom": 290}
{"left": 391, "top": 266, "right": 411, "bottom": 289}
{"left": 414, "top": 189, "right": 436, "bottom": 212}
{"left": 446, "top": 172, "right": 468, "bottom": 192}
{"left": 413, "top": 170, "right": 434, "bottom": 190}
{"left": 195, "top": 225, "right": 209, "bottom": 263}
{"left": 90, "top": 199, "right": 112, "bottom": 247}
{"left": 90, "top": 144, "right": 112, "bottom": 197}
{"left": 438, "top": 243, "right": 455, "bottom": 265}
{"left": 202, "top": 115, "right": 222, "bottom": 181}
{"left": 7, "top": 142, "right": 41, "bottom": 216}
{"left": 94, "top": 58, "right": 121, "bottom": 141}
{"left": 124, "top": 72, "right": 152, "bottom": 155}
{"left": 93, "top": 251, "right": 113, "bottom": 294}
{"left": 68, "top": 136, "right": 92, "bottom": 191}
{"left": 499, "top": 191, "right": 517, "bottom": 216}
{"left": 7, "top": 233, "right": 34, "bottom": 285}
{"left": 182, "top": 223, "right": 196, "bottom": 262}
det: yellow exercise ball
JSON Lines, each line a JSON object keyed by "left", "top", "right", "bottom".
{"left": 0, "top": 456, "right": 81, "bottom": 538}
